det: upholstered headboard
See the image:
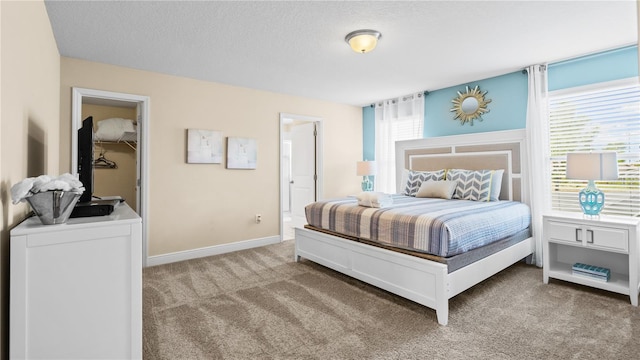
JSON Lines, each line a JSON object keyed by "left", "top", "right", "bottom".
{"left": 395, "top": 130, "right": 529, "bottom": 203}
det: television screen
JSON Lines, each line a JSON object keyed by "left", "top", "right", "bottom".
{"left": 77, "top": 116, "right": 94, "bottom": 203}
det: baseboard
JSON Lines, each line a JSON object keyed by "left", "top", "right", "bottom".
{"left": 146, "top": 235, "right": 281, "bottom": 267}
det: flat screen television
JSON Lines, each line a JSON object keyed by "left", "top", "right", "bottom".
{"left": 77, "top": 116, "right": 94, "bottom": 203}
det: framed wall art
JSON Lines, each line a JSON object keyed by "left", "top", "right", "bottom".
{"left": 186, "top": 129, "right": 223, "bottom": 164}
{"left": 226, "top": 137, "right": 257, "bottom": 169}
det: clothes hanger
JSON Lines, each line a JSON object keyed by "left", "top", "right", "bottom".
{"left": 94, "top": 149, "right": 118, "bottom": 169}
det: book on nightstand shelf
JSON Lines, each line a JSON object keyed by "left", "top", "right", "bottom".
{"left": 572, "top": 263, "right": 611, "bottom": 282}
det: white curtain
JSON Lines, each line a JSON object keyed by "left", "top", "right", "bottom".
{"left": 525, "top": 64, "right": 550, "bottom": 267}
{"left": 375, "top": 92, "right": 424, "bottom": 193}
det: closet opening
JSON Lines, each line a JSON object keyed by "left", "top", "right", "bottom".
{"left": 72, "top": 87, "right": 150, "bottom": 266}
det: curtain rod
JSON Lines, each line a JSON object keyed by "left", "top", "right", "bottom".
{"left": 369, "top": 90, "right": 429, "bottom": 107}
{"left": 522, "top": 64, "right": 548, "bottom": 74}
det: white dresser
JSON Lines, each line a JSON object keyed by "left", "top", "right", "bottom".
{"left": 10, "top": 203, "right": 142, "bottom": 359}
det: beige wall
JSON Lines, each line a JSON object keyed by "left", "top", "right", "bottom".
{"left": 0, "top": 1, "right": 61, "bottom": 358}
{"left": 82, "top": 104, "right": 138, "bottom": 212}
{"left": 0, "top": 1, "right": 361, "bottom": 353}
{"left": 60, "top": 58, "right": 363, "bottom": 256}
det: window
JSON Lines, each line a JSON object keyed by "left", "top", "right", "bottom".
{"left": 374, "top": 93, "right": 424, "bottom": 193}
{"left": 548, "top": 78, "right": 640, "bottom": 217}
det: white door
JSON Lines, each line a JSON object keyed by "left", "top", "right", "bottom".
{"left": 291, "top": 122, "right": 316, "bottom": 228}
{"left": 281, "top": 141, "right": 292, "bottom": 213}
{"left": 135, "top": 103, "right": 143, "bottom": 215}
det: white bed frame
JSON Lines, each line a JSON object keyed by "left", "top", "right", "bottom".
{"left": 294, "top": 130, "right": 534, "bottom": 325}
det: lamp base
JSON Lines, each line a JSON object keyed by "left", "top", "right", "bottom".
{"left": 361, "top": 176, "right": 373, "bottom": 191}
{"left": 578, "top": 180, "right": 605, "bottom": 216}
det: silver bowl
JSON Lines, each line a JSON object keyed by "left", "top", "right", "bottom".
{"left": 25, "top": 190, "right": 81, "bottom": 225}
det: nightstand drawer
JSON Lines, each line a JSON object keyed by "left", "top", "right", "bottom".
{"left": 589, "top": 226, "right": 628, "bottom": 252}
{"left": 546, "top": 221, "right": 581, "bottom": 244}
{"left": 546, "top": 220, "right": 628, "bottom": 253}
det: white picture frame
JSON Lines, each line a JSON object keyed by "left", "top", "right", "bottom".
{"left": 187, "top": 129, "right": 223, "bottom": 164}
{"left": 226, "top": 137, "right": 257, "bottom": 169}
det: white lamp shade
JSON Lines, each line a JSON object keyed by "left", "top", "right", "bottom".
{"left": 566, "top": 152, "right": 618, "bottom": 180}
{"left": 357, "top": 161, "right": 377, "bottom": 176}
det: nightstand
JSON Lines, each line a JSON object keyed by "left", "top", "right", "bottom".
{"left": 543, "top": 212, "right": 640, "bottom": 306}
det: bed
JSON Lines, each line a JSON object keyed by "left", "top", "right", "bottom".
{"left": 294, "top": 129, "right": 534, "bottom": 325}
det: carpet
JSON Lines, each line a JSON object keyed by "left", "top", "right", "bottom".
{"left": 143, "top": 240, "right": 640, "bottom": 359}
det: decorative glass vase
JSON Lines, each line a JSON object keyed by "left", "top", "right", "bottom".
{"left": 25, "top": 190, "right": 81, "bottom": 225}
{"left": 578, "top": 180, "right": 605, "bottom": 216}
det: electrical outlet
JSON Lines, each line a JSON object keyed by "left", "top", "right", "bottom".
{"left": 255, "top": 214, "right": 262, "bottom": 223}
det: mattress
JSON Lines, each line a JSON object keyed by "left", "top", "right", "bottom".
{"left": 304, "top": 195, "right": 531, "bottom": 257}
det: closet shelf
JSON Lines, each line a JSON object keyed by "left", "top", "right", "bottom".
{"left": 95, "top": 139, "right": 136, "bottom": 151}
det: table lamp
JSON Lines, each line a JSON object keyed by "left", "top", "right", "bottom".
{"left": 357, "top": 161, "right": 376, "bottom": 191}
{"left": 566, "top": 152, "right": 618, "bottom": 216}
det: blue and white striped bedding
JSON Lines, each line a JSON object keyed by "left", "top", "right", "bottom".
{"left": 304, "top": 195, "right": 531, "bottom": 257}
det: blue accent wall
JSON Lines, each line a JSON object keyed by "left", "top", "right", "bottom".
{"left": 362, "top": 105, "right": 375, "bottom": 160}
{"left": 424, "top": 72, "right": 528, "bottom": 137}
{"left": 362, "top": 45, "right": 639, "bottom": 158}
{"left": 549, "top": 45, "right": 638, "bottom": 91}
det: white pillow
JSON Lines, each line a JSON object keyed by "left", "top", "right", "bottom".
{"left": 415, "top": 180, "right": 457, "bottom": 199}
{"left": 95, "top": 118, "right": 136, "bottom": 141}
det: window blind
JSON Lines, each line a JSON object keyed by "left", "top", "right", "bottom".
{"left": 390, "top": 116, "right": 423, "bottom": 142}
{"left": 548, "top": 78, "right": 640, "bottom": 217}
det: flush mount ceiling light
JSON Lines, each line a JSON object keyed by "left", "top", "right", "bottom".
{"left": 345, "top": 29, "right": 382, "bottom": 54}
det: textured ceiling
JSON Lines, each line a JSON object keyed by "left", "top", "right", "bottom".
{"left": 44, "top": 1, "right": 638, "bottom": 106}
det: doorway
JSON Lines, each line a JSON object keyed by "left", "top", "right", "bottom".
{"left": 279, "top": 113, "right": 323, "bottom": 241}
{"left": 72, "top": 87, "right": 150, "bottom": 266}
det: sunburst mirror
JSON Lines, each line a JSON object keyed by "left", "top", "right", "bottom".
{"left": 450, "top": 85, "right": 491, "bottom": 125}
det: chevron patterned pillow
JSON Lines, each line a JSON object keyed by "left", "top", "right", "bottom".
{"left": 403, "top": 169, "right": 446, "bottom": 196}
{"left": 447, "top": 169, "right": 500, "bottom": 202}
